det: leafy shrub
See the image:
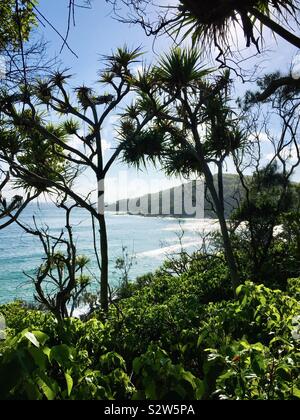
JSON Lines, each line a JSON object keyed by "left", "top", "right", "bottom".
{"left": 194, "top": 282, "right": 300, "bottom": 399}
{"left": 132, "top": 345, "right": 204, "bottom": 400}
{"left": 0, "top": 254, "right": 299, "bottom": 400}
{"left": 0, "top": 328, "right": 133, "bottom": 400}
{"left": 287, "top": 278, "right": 300, "bottom": 301}
{"left": 0, "top": 302, "right": 57, "bottom": 339}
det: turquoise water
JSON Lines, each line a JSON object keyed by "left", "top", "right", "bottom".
{"left": 0, "top": 204, "right": 216, "bottom": 304}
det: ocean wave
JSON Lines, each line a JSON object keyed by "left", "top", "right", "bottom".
{"left": 137, "top": 239, "right": 205, "bottom": 259}
{"left": 71, "top": 305, "right": 90, "bottom": 318}
{"left": 162, "top": 219, "right": 220, "bottom": 232}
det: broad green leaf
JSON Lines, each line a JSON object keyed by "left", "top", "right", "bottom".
{"left": 180, "top": 370, "right": 197, "bottom": 388}
{"left": 251, "top": 354, "right": 266, "bottom": 375}
{"left": 65, "top": 373, "right": 73, "bottom": 397}
{"left": 31, "top": 331, "right": 49, "bottom": 346}
{"left": 50, "top": 344, "right": 74, "bottom": 367}
{"left": 36, "top": 373, "right": 59, "bottom": 401}
{"left": 24, "top": 332, "right": 40, "bottom": 348}
{"left": 195, "top": 379, "right": 205, "bottom": 400}
{"left": 292, "top": 387, "right": 300, "bottom": 399}
{"left": 29, "top": 347, "right": 48, "bottom": 370}
{"left": 276, "top": 366, "right": 291, "bottom": 381}
{"left": 251, "top": 342, "right": 265, "bottom": 352}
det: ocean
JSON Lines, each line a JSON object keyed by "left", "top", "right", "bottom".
{"left": 0, "top": 204, "right": 219, "bottom": 304}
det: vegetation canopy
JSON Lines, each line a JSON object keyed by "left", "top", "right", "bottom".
{"left": 0, "top": 0, "right": 299, "bottom": 403}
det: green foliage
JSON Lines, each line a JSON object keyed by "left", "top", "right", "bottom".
{"left": 0, "top": 326, "right": 133, "bottom": 400}
{"left": 287, "top": 278, "right": 300, "bottom": 301}
{"left": 0, "top": 302, "right": 56, "bottom": 337}
{"left": 196, "top": 282, "right": 300, "bottom": 400}
{"left": 0, "top": 0, "right": 37, "bottom": 49}
{"left": 133, "top": 345, "right": 204, "bottom": 400}
{"left": 234, "top": 233, "right": 300, "bottom": 289}
{"left": 232, "top": 164, "right": 299, "bottom": 287}
{"left": 0, "top": 255, "right": 299, "bottom": 400}
{"left": 174, "top": 0, "right": 300, "bottom": 50}
{"left": 154, "top": 47, "right": 211, "bottom": 90}
{"left": 121, "top": 127, "right": 165, "bottom": 169}
{"left": 235, "top": 163, "right": 294, "bottom": 224}
{"left": 16, "top": 121, "right": 70, "bottom": 193}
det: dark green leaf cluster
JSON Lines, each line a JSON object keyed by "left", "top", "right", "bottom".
{"left": 1, "top": 250, "right": 298, "bottom": 400}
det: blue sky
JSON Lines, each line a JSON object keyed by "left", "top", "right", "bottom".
{"left": 34, "top": 0, "right": 183, "bottom": 203}
{"left": 9, "top": 1, "right": 300, "bottom": 202}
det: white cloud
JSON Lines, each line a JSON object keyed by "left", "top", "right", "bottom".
{"left": 292, "top": 53, "right": 300, "bottom": 80}
{"left": 265, "top": 145, "right": 300, "bottom": 164}
{"left": 132, "top": 64, "right": 146, "bottom": 77}
{"left": 101, "top": 115, "right": 121, "bottom": 142}
{"left": 102, "top": 139, "right": 112, "bottom": 153}
{"left": 68, "top": 134, "right": 82, "bottom": 149}
{"left": 104, "top": 171, "right": 184, "bottom": 204}
{"left": 248, "top": 132, "right": 271, "bottom": 144}
{"left": 69, "top": 134, "right": 111, "bottom": 156}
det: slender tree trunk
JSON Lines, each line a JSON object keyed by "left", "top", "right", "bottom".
{"left": 99, "top": 214, "right": 109, "bottom": 312}
{"left": 186, "top": 117, "right": 240, "bottom": 292}
{"left": 97, "top": 177, "right": 109, "bottom": 312}
{"left": 251, "top": 8, "right": 300, "bottom": 49}
{"left": 217, "top": 161, "right": 225, "bottom": 213}
{"left": 202, "top": 162, "right": 240, "bottom": 293}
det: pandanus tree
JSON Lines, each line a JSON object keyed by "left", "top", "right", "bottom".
{"left": 109, "top": 1, "right": 300, "bottom": 103}
{"left": 120, "top": 48, "right": 243, "bottom": 292}
{"left": 175, "top": 0, "right": 300, "bottom": 50}
{"left": 0, "top": 46, "right": 176, "bottom": 312}
{"left": 0, "top": 116, "right": 91, "bottom": 321}
{"left": 18, "top": 200, "right": 92, "bottom": 323}
{"left": 110, "top": 0, "right": 300, "bottom": 50}
{"left": 0, "top": 123, "right": 48, "bottom": 229}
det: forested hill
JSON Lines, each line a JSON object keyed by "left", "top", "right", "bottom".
{"left": 106, "top": 174, "right": 246, "bottom": 219}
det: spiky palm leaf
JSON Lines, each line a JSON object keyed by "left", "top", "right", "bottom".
{"left": 136, "top": 92, "right": 161, "bottom": 114}
{"left": 104, "top": 45, "right": 144, "bottom": 77}
{"left": 49, "top": 70, "right": 72, "bottom": 87}
{"left": 63, "top": 119, "right": 80, "bottom": 135}
{"left": 163, "top": 146, "right": 201, "bottom": 178}
{"left": 155, "top": 47, "right": 212, "bottom": 90}
{"left": 203, "top": 93, "right": 244, "bottom": 157}
{"left": 122, "top": 103, "right": 140, "bottom": 120}
{"left": 75, "top": 86, "right": 94, "bottom": 110}
{"left": 174, "top": 0, "right": 300, "bottom": 50}
{"left": 131, "top": 66, "right": 157, "bottom": 93}
{"left": 16, "top": 123, "right": 71, "bottom": 194}
{"left": 34, "top": 80, "right": 53, "bottom": 104}
{"left": 121, "top": 128, "right": 165, "bottom": 169}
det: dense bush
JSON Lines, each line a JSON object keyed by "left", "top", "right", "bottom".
{"left": 229, "top": 202, "right": 300, "bottom": 290}
{"left": 232, "top": 233, "right": 300, "bottom": 290}
{"left": 0, "top": 256, "right": 299, "bottom": 400}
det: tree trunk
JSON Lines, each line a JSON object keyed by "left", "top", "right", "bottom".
{"left": 217, "top": 161, "right": 225, "bottom": 213}
{"left": 98, "top": 177, "right": 109, "bottom": 313}
{"left": 99, "top": 214, "right": 109, "bottom": 312}
{"left": 202, "top": 162, "right": 240, "bottom": 293}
